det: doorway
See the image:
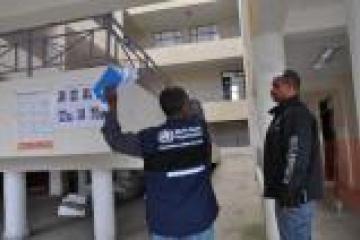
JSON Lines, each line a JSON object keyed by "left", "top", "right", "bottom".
{"left": 319, "top": 97, "right": 337, "bottom": 182}
{"left": 27, "top": 172, "right": 49, "bottom": 195}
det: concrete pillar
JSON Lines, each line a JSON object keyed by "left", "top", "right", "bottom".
{"left": 91, "top": 169, "right": 115, "bottom": 240}
{"left": 49, "top": 171, "right": 63, "bottom": 196}
{"left": 78, "top": 170, "right": 88, "bottom": 195}
{"left": 252, "top": 31, "right": 284, "bottom": 240}
{"left": 114, "top": 11, "right": 124, "bottom": 27}
{"left": 3, "top": 172, "right": 29, "bottom": 240}
{"left": 252, "top": 33, "right": 285, "bottom": 138}
{"left": 241, "top": 0, "right": 286, "bottom": 157}
{"left": 347, "top": 0, "right": 360, "bottom": 138}
{"left": 241, "top": 1, "right": 286, "bottom": 240}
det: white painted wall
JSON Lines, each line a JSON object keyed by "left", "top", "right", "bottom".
{"left": 285, "top": 3, "right": 346, "bottom": 35}
{"left": 0, "top": 66, "right": 165, "bottom": 170}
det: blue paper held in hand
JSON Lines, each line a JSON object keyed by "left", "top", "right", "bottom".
{"left": 93, "top": 64, "right": 137, "bottom": 103}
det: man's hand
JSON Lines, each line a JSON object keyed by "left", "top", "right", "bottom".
{"left": 105, "top": 87, "right": 117, "bottom": 112}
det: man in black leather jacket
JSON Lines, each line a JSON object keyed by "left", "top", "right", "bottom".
{"left": 264, "top": 70, "right": 323, "bottom": 240}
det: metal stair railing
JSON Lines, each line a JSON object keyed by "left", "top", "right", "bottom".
{"left": 0, "top": 13, "right": 173, "bottom": 92}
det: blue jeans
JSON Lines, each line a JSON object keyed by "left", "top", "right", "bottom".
{"left": 150, "top": 225, "right": 215, "bottom": 240}
{"left": 276, "top": 201, "right": 315, "bottom": 240}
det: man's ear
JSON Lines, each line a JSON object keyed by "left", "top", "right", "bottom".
{"left": 181, "top": 101, "right": 190, "bottom": 117}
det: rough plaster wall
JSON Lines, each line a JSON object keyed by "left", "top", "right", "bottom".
{"left": 209, "top": 120, "right": 250, "bottom": 147}
{"left": 218, "top": 17, "right": 241, "bottom": 39}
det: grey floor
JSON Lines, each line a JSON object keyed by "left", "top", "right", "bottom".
{"left": 315, "top": 203, "right": 360, "bottom": 240}
{"left": 0, "top": 154, "right": 264, "bottom": 240}
{"left": 1, "top": 153, "right": 359, "bottom": 239}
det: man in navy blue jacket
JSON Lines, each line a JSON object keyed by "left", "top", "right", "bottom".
{"left": 101, "top": 86, "right": 219, "bottom": 240}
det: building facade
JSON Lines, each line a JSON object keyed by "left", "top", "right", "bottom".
{"left": 1, "top": 1, "right": 360, "bottom": 240}
{"left": 124, "top": 0, "right": 249, "bottom": 149}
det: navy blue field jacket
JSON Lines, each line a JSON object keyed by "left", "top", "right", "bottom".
{"left": 101, "top": 112, "right": 219, "bottom": 237}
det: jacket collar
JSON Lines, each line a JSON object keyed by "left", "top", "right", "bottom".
{"left": 269, "top": 95, "right": 300, "bottom": 115}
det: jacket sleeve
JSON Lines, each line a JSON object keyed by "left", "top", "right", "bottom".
{"left": 281, "top": 107, "right": 313, "bottom": 196}
{"left": 101, "top": 111, "right": 143, "bottom": 157}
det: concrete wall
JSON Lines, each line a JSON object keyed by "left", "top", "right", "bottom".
{"left": 168, "top": 63, "right": 241, "bottom": 102}
{"left": 285, "top": 2, "right": 346, "bottom": 35}
{"left": 209, "top": 120, "right": 250, "bottom": 147}
{"left": 203, "top": 101, "right": 248, "bottom": 123}
{"left": 146, "top": 37, "right": 243, "bottom": 67}
{"left": 301, "top": 73, "right": 360, "bottom": 208}
{"left": 0, "top": 67, "right": 164, "bottom": 170}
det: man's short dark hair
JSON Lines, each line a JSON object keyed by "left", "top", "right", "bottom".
{"left": 159, "top": 86, "right": 189, "bottom": 117}
{"left": 281, "top": 69, "right": 301, "bottom": 90}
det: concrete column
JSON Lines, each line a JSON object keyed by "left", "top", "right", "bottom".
{"left": 49, "top": 171, "right": 63, "bottom": 196}
{"left": 91, "top": 169, "right": 115, "bottom": 240}
{"left": 242, "top": 1, "right": 286, "bottom": 240}
{"left": 252, "top": 33, "right": 285, "bottom": 138}
{"left": 347, "top": 0, "right": 360, "bottom": 138}
{"left": 3, "top": 172, "right": 29, "bottom": 240}
{"left": 78, "top": 170, "right": 88, "bottom": 195}
{"left": 253, "top": 31, "right": 284, "bottom": 240}
{"left": 114, "top": 11, "right": 124, "bottom": 26}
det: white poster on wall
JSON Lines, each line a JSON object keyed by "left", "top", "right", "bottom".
{"left": 16, "top": 91, "right": 54, "bottom": 150}
{"left": 54, "top": 84, "right": 105, "bottom": 128}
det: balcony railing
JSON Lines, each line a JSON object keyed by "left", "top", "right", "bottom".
{"left": 0, "top": 14, "right": 171, "bottom": 94}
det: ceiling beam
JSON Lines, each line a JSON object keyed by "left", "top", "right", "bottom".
{"left": 0, "top": 0, "right": 165, "bottom": 33}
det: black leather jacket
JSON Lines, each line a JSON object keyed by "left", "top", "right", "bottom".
{"left": 264, "top": 97, "right": 324, "bottom": 207}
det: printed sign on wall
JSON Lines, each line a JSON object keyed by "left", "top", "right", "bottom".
{"left": 54, "top": 84, "right": 105, "bottom": 128}
{"left": 16, "top": 91, "right": 54, "bottom": 150}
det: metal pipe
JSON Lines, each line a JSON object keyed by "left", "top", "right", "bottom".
{"left": 89, "top": 30, "right": 95, "bottom": 59}
{"left": 105, "top": 14, "right": 112, "bottom": 61}
{"left": 14, "top": 43, "right": 18, "bottom": 72}
{"left": 42, "top": 38, "right": 48, "bottom": 67}
{"left": 27, "top": 31, "right": 33, "bottom": 77}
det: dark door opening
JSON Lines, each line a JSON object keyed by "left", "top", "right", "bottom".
{"left": 27, "top": 172, "right": 49, "bottom": 195}
{"left": 319, "top": 98, "right": 337, "bottom": 182}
